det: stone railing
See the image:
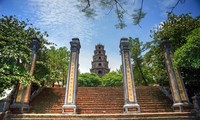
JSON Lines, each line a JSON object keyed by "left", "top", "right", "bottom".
{"left": 30, "top": 86, "right": 45, "bottom": 102}
{"left": 0, "top": 86, "right": 15, "bottom": 112}
{"left": 192, "top": 95, "right": 200, "bottom": 118}
{"left": 159, "top": 86, "right": 173, "bottom": 101}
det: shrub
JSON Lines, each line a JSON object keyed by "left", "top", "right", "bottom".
{"left": 78, "top": 73, "right": 101, "bottom": 87}
{"left": 101, "top": 72, "right": 123, "bottom": 87}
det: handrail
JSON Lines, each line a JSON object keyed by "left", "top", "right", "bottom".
{"left": 30, "top": 86, "right": 45, "bottom": 102}
{"left": 0, "top": 86, "right": 15, "bottom": 112}
{"left": 159, "top": 86, "right": 173, "bottom": 101}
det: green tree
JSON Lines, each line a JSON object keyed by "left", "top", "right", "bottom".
{"left": 77, "top": 0, "right": 185, "bottom": 28}
{"left": 174, "top": 27, "right": 200, "bottom": 69}
{"left": 174, "top": 27, "right": 200, "bottom": 96}
{"left": 0, "top": 15, "right": 49, "bottom": 96}
{"left": 101, "top": 71, "right": 123, "bottom": 87}
{"left": 78, "top": 73, "right": 101, "bottom": 87}
{"left": 143, "top": 41, "right": 168, "bottom": 86}
{"left": 152, "top": 13, "right": 200, "bottom": 50}
{"left": 129, "top": 37, "right": 148, "bottom": 85}
{"left": 150, "top": 13, "right": 200, "bottom": 96}
{"left": 44, "top": 46, "right": 70, "bottom": 86}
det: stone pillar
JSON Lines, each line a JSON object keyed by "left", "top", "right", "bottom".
{"left": 62, "top": 38, "right": 81, "bottom": 114}
{"left": 120, "top": 38, "right": 140, "bottom": 113}
{"left": 10, "top": 38, "right": 40, "bottom": 113}
{"left": 162, "top": 40, "right": 190, "bottom": 112}
{"left": 192, "top": 95, "right": 200, "bottom": 112}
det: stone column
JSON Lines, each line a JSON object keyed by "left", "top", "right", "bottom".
{"left": 62, "top": 38, "right": 81, "bottom": 114}
{"left": 120, "top": 38, "right": 140, "bottom": 113}
{"left": 162, "top": 40, "right": 190, "bottom": 112}
{"left": 192, "top": 95, "right": 200, "bottom": 112}
{"left": 10, "top": 38, "right": 40, "bottom": 113}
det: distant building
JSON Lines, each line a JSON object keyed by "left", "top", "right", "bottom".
{"left": 90, "top": 44, "right": 110, "bottom": 77}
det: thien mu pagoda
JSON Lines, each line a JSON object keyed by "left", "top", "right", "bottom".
{"left": 90, "top": 44, "right": 110, "bottom": 77}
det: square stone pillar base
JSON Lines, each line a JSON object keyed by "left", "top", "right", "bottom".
{"left": 124, "top": 103, "right": 140, "bottom": 113}
{"left": 62, "top": 104, "right": 76, "bottom": 114}
{"left": 172, "top": 102, "right": 191, "bottom": 112}
{"left": 10, "top": 103, "right": 29, "bottom": 113}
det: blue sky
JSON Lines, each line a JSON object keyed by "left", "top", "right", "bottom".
{"left": 0, "top": 0, "right": 199, "bottom": 73}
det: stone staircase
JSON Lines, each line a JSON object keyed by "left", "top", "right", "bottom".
{"left": 6, "top": 112, "right": 197, "bottom": 120}
{"left": 5, "top": 86, "right": 197, "bottom": 119}
{"left": 77, "top": 87, "right": 123, "bottom": 114}
{"left": 28, "top": 86, "right": 173, "bottom": 114}
{"left": 0, "top": 112, "right": 4, "bottom": 120}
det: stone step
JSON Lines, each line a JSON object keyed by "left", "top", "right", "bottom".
{"left": 76, "top": 98, "right": 170, "bottom": 101}
{"left": 6, "top": 112, "right": 197, "bottom": 120}
{"left": 29, "top": 86, "right": 174, "bottom": 114}
{"left": 41, "top": 102, "right": 170, "bottom": 106}
{"left": 140, "top": 109, "right": 174, "bottom": 113}
{"left": 76, "top": 105, "right": 171, "bottom": 109}
{"left": 77, "top": 108, "right": 123, "bottom": 114}
{"left": 77, "top": 103, "right": 169, "bottom": 106}
{"left": 0, "top": 112, "right": 4, "bottom": 120}
{"left": 76, "top": 101, "right": 170, "bottom": 104}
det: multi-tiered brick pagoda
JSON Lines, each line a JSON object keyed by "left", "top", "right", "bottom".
{"left": 90, "top": 44, "right": 110, "bottom": 77}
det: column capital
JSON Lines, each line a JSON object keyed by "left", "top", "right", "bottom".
{"left": 160, "top": 39, "right": 173, "bottom": 50}
{"left": 31, "top": 37, "right": 41, "bottom": 52}
{"left": 70, "top": 38, "right": 81, "bottom": 53}
{"left": 119, "top": 38, "right": 130, "bottom": 51}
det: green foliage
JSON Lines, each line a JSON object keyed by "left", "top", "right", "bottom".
{"left": 143, "top": 41, "right": 168, "bottom": 85}
{"left": 151, "top": 13, "right": 200, "bottom": 70}
{"left": 78, "top": 73, "right": 101, "bottom": 87}
{"left": 129, "top": 37, "right": 149, "bottom": 85}
{"left": 174, "top": 27, "right": 200, "bottom": 69}
{"left": 34, "top": 61, "right": 50, "bottom": 85}
{"left": 173, "top": 27, "right": 200, "bottom": 96}
{"left": 40, "top": 46, "right": 70, "bottom": 85}
{"left": 101, "top": 71, "right": 123, "bottom": 87}
{"left": 0, "top": 15, "right": 49, "bottom": 96}
{"left": 77, "top": 0, "right": 146, "bottom": 28}
{"left": 78, "top": 72, "right": 123, "bottom": 87}
{"left": 132, "top": 9, "right": 146, "bottom": 25}
{"left": 115, "top": 9, "right": 127, "bottom": 29}
{"left": 150, "top": 13, "right": 200, "bottom": 96}
{"left": 152, "top": 13, "right": 200, "bottom": 49}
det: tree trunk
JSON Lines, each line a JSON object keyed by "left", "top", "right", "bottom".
{"left": 136, "top": 60, "right": 148, "bottom": 86}
{"left": 52, "top": 82, "right": 54, "bottom": 87}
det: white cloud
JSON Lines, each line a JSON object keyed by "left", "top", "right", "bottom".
{"left": 23, "top": 0, "right": 104, "bottom": 72}
{"left": 25, "top": 0, "right": 97, "bottom": 45}
{"left": 19, "top": 0, "right": 123, "bottom": 73}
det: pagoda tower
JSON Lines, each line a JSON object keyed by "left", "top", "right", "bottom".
{"left": 90, "top": 44, "right": 110, "bottom": 77}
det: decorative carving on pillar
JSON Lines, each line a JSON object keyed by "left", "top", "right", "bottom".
{"left": 162, "top": 40, "right": 190, "bottom": 112}
{"left": 10, "top": 38, "right": 40, "bottom": 113}
{"left": 62, "top": 38, "right": 81, "bottom": 114}
{"left": 120, "top": 38, "right": 140, "bottom": 113}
